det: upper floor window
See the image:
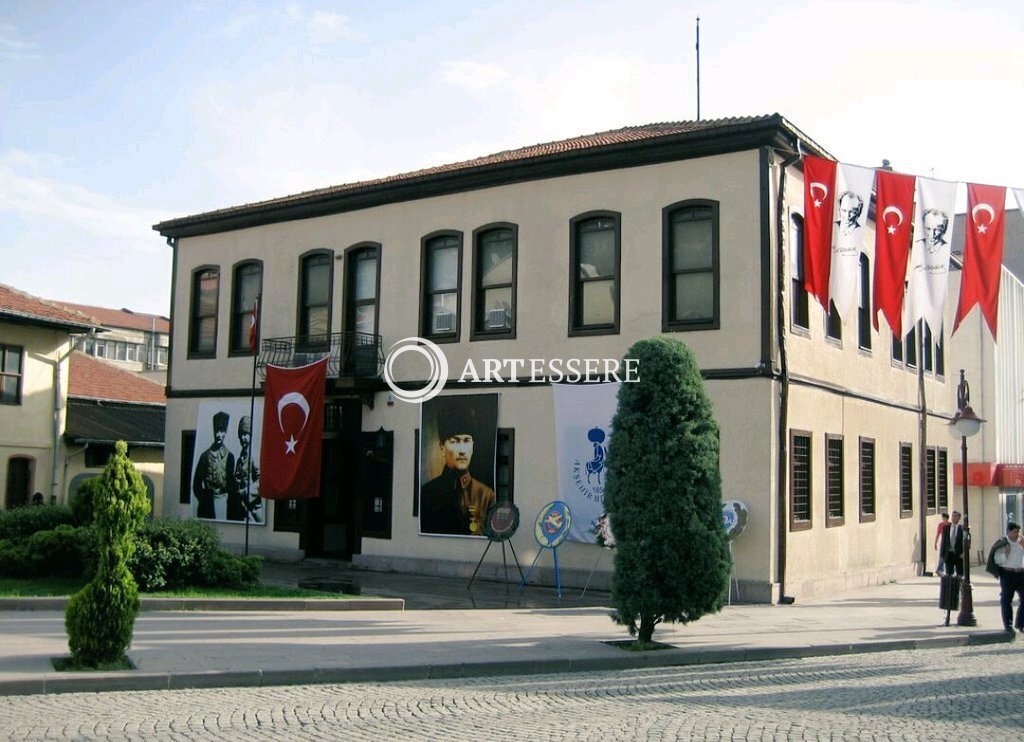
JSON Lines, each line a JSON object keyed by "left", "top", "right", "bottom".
{"left": 298, "top": 250, "right": 333, "bottom": 345}
{"left": 188, "top": 267, "right": 219, "bottom": 357}
{"left": 230, "top": 261, "right": 263, "bottom": 355}
{"left": 790, "top": 214, "right": 809, "bottom": 331}
{"left": 421, "top": 232, "right": 462, "bottom": 341}
{"left": 857, "top": 254, "right": 872, "bottom": 351}
{"left": 344, "top": 244, "right": 380, "bottom": 337}
{"left": 1, "top": 344, "right": 24, "bottom": 405}
{"left": 472, "top": 225, "right": 517, "bottom": 339}
{"left": 570, "top": 212, "right": 619, "bottom": 335}
{"left": 825, "top": 300, "right": 842, "bottom": 342}
{"left": 663, "top": 200, "right": 719, "bottom": 331}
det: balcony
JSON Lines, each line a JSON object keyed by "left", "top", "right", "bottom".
{"left": 256, "top": 331, "right": 383, "bottom": 382}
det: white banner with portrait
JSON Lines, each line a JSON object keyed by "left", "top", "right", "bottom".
{"left": 552, "top": 382, "right": 620, "bottom": 543}
{"left": 192, "top": 398, "right": 266, "bottom": 525}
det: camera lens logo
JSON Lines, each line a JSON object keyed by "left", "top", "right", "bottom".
{"left": 383, "top": 337, "right": 449, "bottom": 403}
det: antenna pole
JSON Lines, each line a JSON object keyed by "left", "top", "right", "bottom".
{"left": 696, "top": 16, "right": 701, "bottom": 121}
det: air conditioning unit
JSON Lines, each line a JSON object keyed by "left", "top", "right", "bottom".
{"left": 486, "top": 307, "right": 510, "bottom": 330}
{"left": 292, "top": 352, "right": 325, "bottom": 367}
{"left": 433, "top": 311, "right": 455, "bottom": 334}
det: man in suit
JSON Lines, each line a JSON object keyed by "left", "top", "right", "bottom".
{"left": 420, "top": 398, "right": 496, "bottom": 537}
{"left": 940, "top": 510, "right": 966, "bottom": 577}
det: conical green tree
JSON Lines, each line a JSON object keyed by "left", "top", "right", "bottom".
{"left": 65, "top": 440, "right": 150, "bottom": 666}
{"left": 604, "top": 337, "right": 731, "bottom": 646}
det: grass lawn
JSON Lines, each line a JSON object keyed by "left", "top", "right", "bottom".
{"left": 0, "top": 577, "right": 347, "bottom": 599}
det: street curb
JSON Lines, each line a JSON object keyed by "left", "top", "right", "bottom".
{"left": 0, "top": 631, "right": 1011, "bottom": 697}
{"left": 0, "top": 596, "right": 405, "bottom": 612}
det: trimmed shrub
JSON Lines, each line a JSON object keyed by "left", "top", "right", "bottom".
{"left": 604, "top": 337, "right": 732, "bottom": 645}
{"left": 65, "top": 441, "right": 150, "bottom": 666}
{"left": 0, "top": 504, "right": 74, "bottom": 541}
{"left": 129, "top": 518, "right": 262, "bottom": 592}
{"left": 26, "top": 525, "right": 97, "bottom": 578}
{"left": 70, "top": 478, "right": 103, "bottom": 526}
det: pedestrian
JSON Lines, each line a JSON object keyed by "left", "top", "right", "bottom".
{"left": 987, "top": 521, "right": 1024, "bottom": 634}
{"left": 939, "top": 511, "right": 965, "bottom": 577}
{"left": 933, "top": 512, "right": 950, "bottom": 575}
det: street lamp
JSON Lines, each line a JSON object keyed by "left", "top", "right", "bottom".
{"left": 950, "top": 369, "right": 984, "bottom": 627}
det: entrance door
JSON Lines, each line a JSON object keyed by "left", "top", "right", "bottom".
{"left": 4, "top": 456, "right": 34, "bottom": 509}
{"left": 302, "top": 400, "right": 361, "bottom": 559}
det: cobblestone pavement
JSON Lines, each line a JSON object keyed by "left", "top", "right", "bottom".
{"left": 1, "top": 644, "right": 1021, "bottom": 741}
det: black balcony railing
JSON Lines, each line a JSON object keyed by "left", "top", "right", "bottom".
{"left": 256, "top": 331, "right": 383, "bottom": 381}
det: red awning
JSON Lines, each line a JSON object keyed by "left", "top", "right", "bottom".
{"left": 953, "top": 462, "right": 1024, "bottom": 487}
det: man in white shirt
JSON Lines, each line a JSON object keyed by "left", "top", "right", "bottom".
{"left": 993, "top": 521, "right": 1024, "bottom": 634}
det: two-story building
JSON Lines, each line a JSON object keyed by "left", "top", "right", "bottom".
{"left": 55, "top": 302, "right": 170, "bottom": 384}
{"left": 154, "top": 114, "right": 1014, "bottom": 602}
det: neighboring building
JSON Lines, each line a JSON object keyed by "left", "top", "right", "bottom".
{"left": 55, "top": 301, "right": 170, "bottom": 383}
{"left": 154, "top": 115, "right": 1015, "bottom": 602}
{"left": 64, "top": 351, "right": 166, "bottom": 515}
{"left": 0, "top": 284, "right": 100, "bottom": 508}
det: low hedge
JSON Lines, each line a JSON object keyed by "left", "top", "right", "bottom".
{"left": 0, "top": 525, "right": 97, "bottom": 579}
{"left": 0, "top": 505, "right": 75, "bottom": 541}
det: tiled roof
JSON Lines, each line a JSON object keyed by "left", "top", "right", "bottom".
{"left": 155, "top": 115, "right": 821, "bottom": 236}
{"left": 0, "top": 284, "right": 101, "bottom": 332}
{"left": 53, "top": 301, "right": 170, "bottom": 333}
{"left": 69, "top": 352, "right": 166, "bottom": 405}
{"left": 65, "top": 399, "right": 165, "bottom": 446}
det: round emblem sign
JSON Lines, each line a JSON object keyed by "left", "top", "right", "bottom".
{"left": 722, "top": 500, "right": 749, "bottom": 541}
{"left": 534, "top": 501, "right": 572, "bottom": 548}
{"left": 485, "top": 501, "right": 520, "bottom": 542}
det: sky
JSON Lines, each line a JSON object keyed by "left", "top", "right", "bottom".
{"left": 1, "top": 0, "right": 1022, "bottom": 317}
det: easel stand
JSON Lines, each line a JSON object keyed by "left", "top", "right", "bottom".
{"left": 519, "top": 545, "right": 564, "bottom": 597}
{"left": 727, "top": 542, "right": 740, "bottom": 606}
{"left": 581, "top": 548, "right": 606, "bottom": 597}
{"left": 468, "top": 539, "right": 524, "bottom": 593}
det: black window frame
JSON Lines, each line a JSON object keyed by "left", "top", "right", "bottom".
{"left": 0, "top": 343, "right": 24, "bottom": 405}
{"left": 296, "top": 249, "right": 334, "bottom": 348}
{"left": 857, "top": 254, "right": 872, "bottom": 351}
{"left": 925, "top": 447, "right": 937, "bottom": 514}
{"left": 936, "top": 447, "right": 949, "bottom": 511}
{"left": 899, "top": 442, "right": 914, "bottom": 518}
{"left": 662, "top": 199, "right": 720, "bottom": 332}
{"left": 471, "top": 223, "right": 518, "bottom": 341}
{"left": 825, "top": 300, "right": 843, "bottom": 344}
{"left": 343, "top": 242, "right": 381, "bottom": 338}
{"left": 859, "top": 437, "right": 876, "bottom": 522}
{"left": 188, "top": 265, "right": 220, "bottom": 358}
{"left": 790, "top": 214, "right": 810, "bottom": 333}
{"left": 179, "top": 430, "right": 196, "bottom": 505}
{"left": 790, "top": 430, "right": 812, "bottom": 531}
{"left": 569, "top": 211, "right": 621, "bottom": 336}
{"left": 826, "top": 434, "right": 845, "bottom": 527}
{"left": 420, "top": 231, "right": 463, "bottom": 343}
{"left": 496, "top": 428, "right": 515, "bottom": 503}
{"left": 229, "top": 260, "right": 263, "bottom": 356}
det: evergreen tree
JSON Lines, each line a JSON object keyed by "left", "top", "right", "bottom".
{"left": 65, "top": 441, "right": 150, "bottom": 666}
{"left": 604, "top": 337, "right": 731, "bottom": 645}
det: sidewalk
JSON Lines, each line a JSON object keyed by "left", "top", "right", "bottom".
{"left": 0, "top": 569, "right": 1015, "bottom": 697}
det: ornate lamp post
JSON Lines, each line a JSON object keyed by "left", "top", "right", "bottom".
{"left": 950, "top": 369, "right": 984, "bottom": 627}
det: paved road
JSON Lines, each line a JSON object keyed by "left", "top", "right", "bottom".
{"left": 1, "top": 644, "right": 1021, "bottom": 741}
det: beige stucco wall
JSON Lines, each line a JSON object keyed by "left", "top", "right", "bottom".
{"left": 64, "top": 445, "right": 165, "bottom": 516}
{"left": 0, "top": 321, "right": 71, "bottom": 509}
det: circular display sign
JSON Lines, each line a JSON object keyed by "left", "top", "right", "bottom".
{"left": 534, "top": 501, "right": 572, "bottom": 548}
{"left": 722, "top": 500, "right": 749, "bottom": 541}
{"left": 485, "top": 501, "right": 520, "bottom": 542}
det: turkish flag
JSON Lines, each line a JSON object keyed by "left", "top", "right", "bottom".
{"left": 248, "top": 297, "right": 260, "bottom": 354}
{"left": 803, "top": 155, "right": 837, "bottom": 310}
{"left": 953, "top": 183, "right": 1006, "bottom": 339}
{"left": 872, "top": 170, "right": 916, "bottom": 335}
{"left": 259, "top": 358, "right": 328, "bottom": 500}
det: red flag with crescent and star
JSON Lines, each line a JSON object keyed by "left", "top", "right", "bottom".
{"left": 248, "top": 297, "right": 260, "bottom": 354}
{"left": 872, "top": 169, "right": 916, "bottom": 336}
{"left": 953, "top": 183, "right": 1006, "bottom": 339}
{"left": 259, "top": 358, "right": 328, "bottom": 500}
{"left": 802, "top": 155, "right": 837, "bottom": 310}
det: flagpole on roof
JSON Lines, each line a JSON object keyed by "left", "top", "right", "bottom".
{"left": 695, "top": 16, "right": 701, "bottom": 121}
{"left": 244, "top": 294, "right": 261, "bottom": 557}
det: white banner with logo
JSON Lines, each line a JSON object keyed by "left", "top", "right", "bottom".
{"left": 552, "top": 382, "right": 620, "bottom": 543}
